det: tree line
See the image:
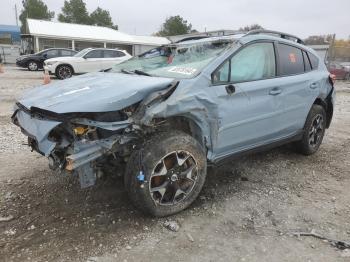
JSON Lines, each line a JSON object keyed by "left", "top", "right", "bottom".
{"left": 20, "top": 0, "right": 345, "bottom": 42}
{"left": 19, "top": 0, "right": 117, "bottom": 33}
{"left": 18, "top": 0, "right": 267, "bottom": 37}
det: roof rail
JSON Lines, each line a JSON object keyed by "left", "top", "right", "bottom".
{"left": 245, "top": 29, "right": 305, "bottom": 45}
{"left": 175, "top": 36, "right": 210, "bottom": 43}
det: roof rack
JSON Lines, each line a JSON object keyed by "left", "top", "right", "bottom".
{"left": 175, "top": 36, "right": 210, "bottom": 43}
{"left": 245, "top": 29, "right": 305, "bottom": 45}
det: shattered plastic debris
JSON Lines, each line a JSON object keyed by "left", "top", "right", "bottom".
{"left": 163, "top": 220, "right": 180, "bottom": 232}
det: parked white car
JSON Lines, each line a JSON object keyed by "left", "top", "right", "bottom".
{"left": 44, "top": 48, "right": 132, "bottom": 79}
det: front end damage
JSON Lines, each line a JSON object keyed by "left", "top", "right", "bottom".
{"left": 12, "top": 81, "right": 179, "bottom": 188}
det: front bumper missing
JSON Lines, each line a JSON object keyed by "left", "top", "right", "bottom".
{"left": 66, "top": 135, "right": 130, "bottom": 188}
{"left": 12, "top": 107, "right": 135, "bottom": 188}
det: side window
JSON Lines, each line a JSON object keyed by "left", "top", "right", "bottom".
{"left": 104, "top": 50, "right": 125, "bottom": 58}
{"left": 84, "top": 50, "right": 103, "bottom": 59}
{"left": 230, "top": 42, "right": 276, "bottom": 82}
{"left": 61, "top": 50, "right": 73, "bottom": 56}
{"left": 45, "top": 50, "right": 58, "bottom": 58}
{"left": 308, "top": 52, "right": 319, "bottom": 69}
{"left": 116, "top": 51, "right": 125, "bottom": 57}
{"left": 302, "top": 50, "right": 312, "bottom": 72}
{"left": 212, "top": 42, "right": 276, "bottom": 84}
{"left": 104, "top": 50, "right": 117, "bottom": 58}
{"left": 277, "top": 44, "right": 304, "bottom": 75}
{"left": 213, "top": 60, "right": 230, "bottom": 83}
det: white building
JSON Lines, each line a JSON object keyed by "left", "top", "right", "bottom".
{"left": 24, "top": 19, "right": 170, "bottom": 55}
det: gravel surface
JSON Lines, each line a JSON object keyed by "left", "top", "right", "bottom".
{"left": 0, "top": 66, "right": 350, "bottom": 262}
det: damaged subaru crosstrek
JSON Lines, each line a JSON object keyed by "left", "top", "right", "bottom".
{"left": 12, "top": 30, "right": 335, "bottom": 217}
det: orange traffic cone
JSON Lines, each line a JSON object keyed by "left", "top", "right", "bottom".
{"left": 0, "top": 63, "right": 4, "bottom": 73}
{"left": 43, "top": 71, "right": 51, "bottom": 85}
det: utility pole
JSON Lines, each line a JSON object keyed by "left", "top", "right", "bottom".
{"left": 14, "top": 4, "right": 18, "bottom": 26}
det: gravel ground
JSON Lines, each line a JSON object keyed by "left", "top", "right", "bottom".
{"left": 0, "top": 66, "right": 350, "bottom": 262}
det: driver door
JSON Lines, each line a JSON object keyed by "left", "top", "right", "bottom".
{"left": 211, "top": 41, "right": 285, "bottom": 158}
{"left": 81, "top": 49, "right": 105, "bottom": 72}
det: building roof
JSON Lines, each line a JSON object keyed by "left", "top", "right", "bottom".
{"left": 26, "top": 19, "right": 170, "bottom": 46}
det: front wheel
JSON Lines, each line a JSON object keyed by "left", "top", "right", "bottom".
{"left": 295, "top": 104, "right": 326, "bottom": 155}
{"left": 56, "top": 65, "right": 73, "bottom": 79}
{"left": 27, "top": 61, "right": 38, "bottom": 71}
{"left": 124, "top": 131, "right": 207, "bottom": 217}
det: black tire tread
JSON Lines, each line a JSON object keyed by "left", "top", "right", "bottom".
{"left": 124, "top": 130, "right": 207, "bottom": 217}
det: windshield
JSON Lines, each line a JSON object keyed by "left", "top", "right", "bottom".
{"left": 74, "top": 48, "right": 92, "bottom": 57}
{"left": 111, "top": 40, "right": 234, "bottom": 79}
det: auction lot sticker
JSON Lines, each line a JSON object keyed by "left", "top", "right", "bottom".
{"left": 168, "top": 66, "right": 197, "bottom": 75}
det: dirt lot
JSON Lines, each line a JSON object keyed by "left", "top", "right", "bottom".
{"left": 0, "top": 66, "right": 349, "bottom": 262}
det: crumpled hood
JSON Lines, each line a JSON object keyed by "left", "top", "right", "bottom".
{"left": 18, "top": 72, "right": 175, "bottom": 113}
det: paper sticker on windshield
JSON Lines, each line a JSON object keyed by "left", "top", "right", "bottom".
{"left": 168, "top": 67, "right": 197, "bottom": 75}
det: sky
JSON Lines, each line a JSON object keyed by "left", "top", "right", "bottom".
{"left": 1, "top": 0, "right": 349, "bottom": 39}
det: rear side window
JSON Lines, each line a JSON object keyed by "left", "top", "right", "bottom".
{"left": 84, "top": 50, "right": 103, "bottom": 58}
{"left": 46, "top": 50, "right": 58, "bottom": 58}
{"left": 302, "top": 51, "right": 312, "bottom": 72}
{"left": 308, "top": 52, "right": 319, "bottom": 69}
{"left": 277, "top": 44, "right": 304, "bottom": 75}
{"left": 116, "top": 51, "right": 125, "bottom": 57}
{"left": 61, "top": 50, "right": 74, "bottom": 56}
{"left": 104, "top": 50, "right": 126, "bottom": 58}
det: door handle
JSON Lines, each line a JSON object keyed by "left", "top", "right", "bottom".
{"left": 269, "top": 87, "right": 282, "bottom": 96}
{"left": 225, "top": 84, "right": 236, "bottom": 95}
{"left": 310, "top": 82, "right": 318, "bottom": 89}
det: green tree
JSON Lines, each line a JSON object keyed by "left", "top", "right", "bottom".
{"left": 239, "top": 24, "right": 264, "bottom": 32}
{"left": 90, "top": 7, "right": 118, "bottom": 30}
{"left": 19, "top": 0, "right": 55, "bottom": 32}
{"left": 156, "top": 15, "right": 194, "bottom": 36}
{"left": 58, "top": 0, "right": 91, "bottom": 25}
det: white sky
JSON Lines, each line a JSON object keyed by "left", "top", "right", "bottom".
{"left": 1, "top": 0, "right": 349, "bottom": 39}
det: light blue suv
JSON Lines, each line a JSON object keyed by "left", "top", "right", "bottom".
{"left": 12, "top": 30, "right": 335, "bottom": 216}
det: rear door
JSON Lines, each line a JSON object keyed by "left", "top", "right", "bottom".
{"left": 212, "top": 41, "right": 285, "bottom": 158}
{"left": 103, "top": 50, "right": 129, "bottom": 68}
{"left": 274, "top": 43, "right": 319, "bottom": 134}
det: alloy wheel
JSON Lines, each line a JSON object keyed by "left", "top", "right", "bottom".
{"left": 28, "top": 62, "right": 38, "bottom": 71}
{"left": 58, "top": 66, "right": 72, "bottom": 79}
{"left": 308, "top": 114, "right": 324, "bottom": 147}
{"left": 149, "top": 151, "right": 198, "bottom": 206}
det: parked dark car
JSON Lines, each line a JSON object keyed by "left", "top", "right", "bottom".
{"left": 16, "top": 48, "right": 77, "bottom": 71}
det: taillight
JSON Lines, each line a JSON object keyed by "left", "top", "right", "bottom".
{"left": 329, "top": 74, "right": 336, "bottom": 86}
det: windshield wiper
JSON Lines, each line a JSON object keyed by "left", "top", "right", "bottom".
{"left": 121, "top": 69, "right": 134, "bottom": 74}
{"left": 134, "top": 69, "right": 151, "bottom": 76}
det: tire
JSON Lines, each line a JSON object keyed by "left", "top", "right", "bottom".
{"left": 124, "top": 130, "right": 207, "bottom": 217}
{"left": 27, "top": 61, "right": 38, "bottom": 71}
{"left": 56, "top": 65, "right": 73, "bottom": 80}
{"left": 295, "top": 104, "right": 326, "bottom": 155}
